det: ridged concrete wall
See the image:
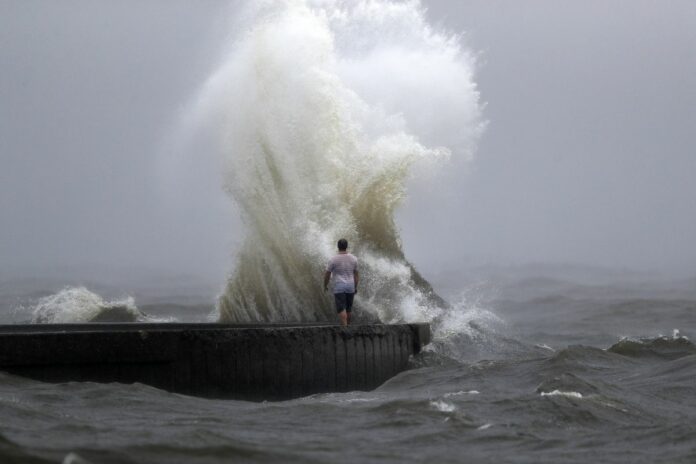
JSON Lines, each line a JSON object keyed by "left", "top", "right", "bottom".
{"left": 0, "top": 323, "right": 430, "bottom": 401}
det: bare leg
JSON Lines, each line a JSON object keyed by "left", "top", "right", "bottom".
{"left": 347, "top": 311, "right": 352, "bottom": 326}
{"left": 338, "top": 310, "right": 348, "bottom": 326}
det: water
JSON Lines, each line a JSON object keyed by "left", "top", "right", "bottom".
{"left": 3, "top": 0, "right": 695, "bottom": 461}
{"left": 1, "top": 269, "right": 695, "bottom": 463}
{"left": 183, "top": 0, "right": 482, "bottom": 323}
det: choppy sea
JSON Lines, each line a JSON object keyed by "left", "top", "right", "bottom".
{"left": 1, "top": 267, "right": 695, "bottom": 463}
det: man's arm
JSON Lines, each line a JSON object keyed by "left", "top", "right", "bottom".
{"left": 324, "top": 271, "right": 331, "bottom": 292}
{"left": 353, "top": 270, "right": 359, "bottom": 294}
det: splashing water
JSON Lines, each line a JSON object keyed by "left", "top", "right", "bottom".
{"left": 188, "top": 0, "right": 483, "bottom": 325}
{"left": 30, "top": 287, "right": 142, "bottom": 324}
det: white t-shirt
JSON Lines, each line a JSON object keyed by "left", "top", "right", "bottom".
{"left": 326, "top": 253, "right": 358, "bottom": 294}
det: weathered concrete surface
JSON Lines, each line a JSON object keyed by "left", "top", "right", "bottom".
{"left": 0, "top": 323, "right": 430, "bottom": 401}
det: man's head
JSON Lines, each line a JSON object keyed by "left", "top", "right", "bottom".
{"left": 337, "top": 238, "right": 348, "bottom": 251}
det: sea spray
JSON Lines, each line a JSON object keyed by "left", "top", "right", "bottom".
{"left": 30, "top": 287, "right": 140, "bottom": 323}
{"left": 189, "top": 0, "right": 483, "bottom": 323}
{"left": 27, "top": 287, "right": 174, "bottom": 323}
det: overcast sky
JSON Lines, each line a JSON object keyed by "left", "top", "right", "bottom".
{"left": 1, "top": 0, "right": 695, "bottom": 284}
{"left": 404, "top": 0, "right": 696, "bottom": 277}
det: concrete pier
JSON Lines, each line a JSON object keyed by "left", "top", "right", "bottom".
{"left": 0, "top": 323, "right": 430, "bottom": 401}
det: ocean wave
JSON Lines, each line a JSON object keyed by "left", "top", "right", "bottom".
{"left": 27, "top": 287, "right": 172, "bottom": 324}
{"left": 183, "top": 0, "right": 482, "bottom": 326}
{"left": 536, "top": 373, "right": 600, "bottom": 398}
{"left": 608, "top": 332, "right": 696, "bottom": 360}
{"left": 542, "top": 345, "right": 629, "bottom": 372}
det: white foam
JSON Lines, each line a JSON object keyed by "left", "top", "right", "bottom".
{"left": 430, "top": 400, "right": 457, "bottom": 413}
{"left": 540, "top": 390, "right": 584, "bottom": 399}
{"left": 444, "top": 390, "right": 480, "bottom": 398}
{"left": 29, "top": 287, "right": 163, "bottom": 324}
{"left": 180, "top": 0, "right": 482, "bottom": 326}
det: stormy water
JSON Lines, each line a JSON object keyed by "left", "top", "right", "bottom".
{"left": 1, "top": 267, "right": 696, "bottom": 463}
{"left": 2, "top": 1, "right": 695, "bottom": 462}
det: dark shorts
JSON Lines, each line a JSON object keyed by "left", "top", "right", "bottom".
{"left": 334, "top": 292, "right": 355, "bottom": 313}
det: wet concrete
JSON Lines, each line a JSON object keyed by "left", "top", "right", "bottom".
{"left": 0, "top": 323, "right": 430, "bottom": 401}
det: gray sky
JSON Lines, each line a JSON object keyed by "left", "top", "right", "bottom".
{"left": 404, "top": 0, "right": 696, "bottom": 276}
{"left": 1, "top": 0, "right": 695, "bottom": 284}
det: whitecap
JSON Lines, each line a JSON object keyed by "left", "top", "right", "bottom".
{"left": 444, "top": 390, "right": 480, "bottom": 398}
{"left": 430, "top": 400, "right": 457, "bottom": 412}
{"left": 28, "top": 287, "right": 170, "bottom": 324}
{"left": 535, "top": 344, "right": 555, "bottom": 351}
{"left": 540, "top": 390, "right": 583, "bottom": 399}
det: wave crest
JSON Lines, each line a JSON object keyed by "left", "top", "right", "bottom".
{"left": 188, "top": 0, "right": 482, "bottom": 324}
{"left": 608, "top": 332, "right": 695, "bottom": 360}
{"left": 30, "top": 287, "right": 147, "bottom": 324}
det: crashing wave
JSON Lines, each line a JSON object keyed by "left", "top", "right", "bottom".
{"left": 30, "top": 287, "right": 153, "bottom": 324}
{"left": 185, "top": 0, "right": 483, "bottom": 325}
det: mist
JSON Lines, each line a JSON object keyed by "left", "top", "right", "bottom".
{"left": 2, "top": 0, "right": 695, "bottom": 290}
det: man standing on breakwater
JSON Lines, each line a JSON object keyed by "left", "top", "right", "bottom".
{"left": 324, "top": 239, "right": 359, "bottom": 326}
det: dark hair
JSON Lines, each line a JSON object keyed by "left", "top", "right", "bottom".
{"left": 337, "top": 238, "right": 348, "bottom": 251}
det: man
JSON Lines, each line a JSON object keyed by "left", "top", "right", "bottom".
{"left": 324, "top": 238, "right": 359, "bottom": 326}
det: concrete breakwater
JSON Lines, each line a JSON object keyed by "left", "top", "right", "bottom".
{"left": 0, "top": 323, "right": 430, "bottom": 401}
